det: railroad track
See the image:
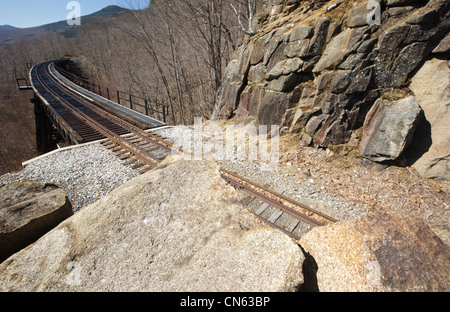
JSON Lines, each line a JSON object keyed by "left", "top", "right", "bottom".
{"left": 34, "top": 62, "right": 174, "bottom": 173}
{"left": 35, "top": 61, "right": 336, "bottom": 239}
{"left": 220, "top": 169, "right": 337, "bottom": 239}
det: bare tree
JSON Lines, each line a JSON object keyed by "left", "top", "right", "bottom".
{"left": 120, "top": 7, "right": 178, "bottom": 124}
{"left": 114, "top": 0, "right": 242, "bottom": 123}
{"left": 229, "top": 0, "right": 256, "bottom": 35}
{"left": 177, "top": 0, "right": 240, "bottom": 96}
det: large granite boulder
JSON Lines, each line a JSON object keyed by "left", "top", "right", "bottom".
{"left": 313, "top": 27, "right": 368, "bottom": 72}
{"left": 359, "top": 96, "right": 423, "bottom": 162}
{"left": 0, "top": 181, "right": 73, "bottom": 263}
{"left": 0, "top": 160, "right": 304, "bottom": 292}
{"left": 409, "top": 58, "right": 450, "bottom": 190}
{"left": 300, "top": 211, "right": 450, "bottom": 292}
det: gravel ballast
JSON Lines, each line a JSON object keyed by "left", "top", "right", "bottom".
{"left": 0, "top": 143, "right": 140, "bottom": 212}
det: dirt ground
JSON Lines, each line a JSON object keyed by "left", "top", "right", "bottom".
{"left": 277, "top": 133, "right": 450, "bottom": 245}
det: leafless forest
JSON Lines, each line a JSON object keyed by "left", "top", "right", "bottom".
{"left": 0, "top": 81, "right": 37, "bottom": 175}
{"left": 0, "top": 0, "right": 260, "bottom": 125}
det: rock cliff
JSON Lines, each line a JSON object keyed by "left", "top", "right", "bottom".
{"left": 213, "top": 0, "right": 449, "bottom": 185}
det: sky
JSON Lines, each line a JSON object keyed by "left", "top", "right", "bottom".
{"left": 0, "top": 0, "right": 150, "bottom": 28}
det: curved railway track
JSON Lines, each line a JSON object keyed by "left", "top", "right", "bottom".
{"left": 34, "top": 62, "right": 174, "bottom": 172}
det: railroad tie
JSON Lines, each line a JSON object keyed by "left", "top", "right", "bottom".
{"left": 116, "top": 149, "right": 129, "bottom": 156}
{"left": 128, "top": 137, "right": 143, "bottom": 144}
{"left": 242, "top": 196, "right": 254, "bottom": 206}
{"left": 123, "top": 158, "right": 137, "bottom": 166}
{"left": 286, "top": 218, "right": 300, "bottom": 233}
{"left": 139, "top": 166, "right": 153, "bottom": 175}
{"left": 119, "top": 152, "right": 132, "bottom": 160}
{"left": 132, "top": 162, "right": 145, "bottom": 169}
{"left": 267, "top": 210, "right": 283, "bottom": 223}
{"left": 104, "top": 143, "right": 117, "bottom": 149}
{"left": 255, "top": 202, "right": 270, "bottom": 216}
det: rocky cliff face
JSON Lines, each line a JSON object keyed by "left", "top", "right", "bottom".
{"left": 213, "top": 0, "right": 449, "bottom": 184}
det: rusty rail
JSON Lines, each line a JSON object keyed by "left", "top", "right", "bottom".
{"left": 220, "top": 168, "right": 337, "bottom": 239}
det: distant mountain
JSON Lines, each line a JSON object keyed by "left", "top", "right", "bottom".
{"left": 84, "top": 5, "right": 128, "bottom": 20}
{"left": 0, "top": 25, "right": 18, "bottom": 30}
{"left": 0, "top": 5, "right": 128, "bottom": 45}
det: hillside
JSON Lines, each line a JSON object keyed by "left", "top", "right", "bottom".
{"left": 0, "top": 5, "right": 128, "bottom": 45}
{"left": 0, "top": 81, "right": 37, "bottom": 175}
{"left": 0, "top": 25, "right": 18, "bottom": 30}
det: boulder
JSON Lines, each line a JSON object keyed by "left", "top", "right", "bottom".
{"left": 409, "top": 58, "right": 450, "bottom": 189}
{"left": 0, "top": 161, "right": 305, "bottom": 292}
{"left": 347, "top": 0, "right": 382, "bottom": 28}
{"left": 300, "top": 211, "right": 450, "bottom": 292}
{"left": 289, "top": 25, "right": 313, "bottom": 41}
{"left": 306, "top": 18, "right": 331, "bottom": 57}
{"left": 305, "top": 115, "right": 326, "bottom": 134}
{"left": 314, "top": 112, "right": 353, "bottom": 146}
{"left": 346, "top": 65, "right": 373, "bottom": 94}
{"left": 284, "top": 25, "right": 313, "bottom": 58}
{"left": 266, "top": 40, "right": 289, "bottom": 71}
{"left": 329, "top": 70, "right": 352, "bottom": 94}
{"left": 405, "top": 8, "right": 438, "bottom": 25}
{"left": 248, "top": 63, "right": 266, "bottom": 84}
{"left": 266, "top": 73, "right": 300, "bottom": 92}
{"left": 359, "top": 96, "right": 423, "bottom": 162}
{"left": 213, "top": 82, "right": 243, "bottom": 119}
{"left": 314, "top": 29, "right": 352, "bottom": 72}
{"left": 285, "top": 39, "right": 310, "bottom": 58}
{"left": 432, "top": 33, "right": 450, "bottom": 54}
{"left": 390, "top": 42, "right": 428, "bottom": 87}
{"left": 212, "top": 42, "right": 252, "bottom": 120}
{"left": 258, "top": 90, "right": 289, "bottom": 125}
{"left": 313, "top": 27, "right": 368, "bottom": 72}
{"left": 0, "top": 181, "right": 73, "bottom": 263}
{"left": 266, "top": 58, "right": 303, "bottom": 80}
{"left": 374, "top": 24, "right": 411, "bottom": 88}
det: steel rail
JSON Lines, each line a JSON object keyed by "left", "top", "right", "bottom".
{"left": 35, "top": 62, "right": 164, "bottom": 168}
{"left": 30, "top": 64, "right": 85, "bottom": 144}
{"left": 220, "top": 169, "right": 337, "bottom": 231}
{"left": 50, "top": 63, "right": 175, "bottom": 154}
